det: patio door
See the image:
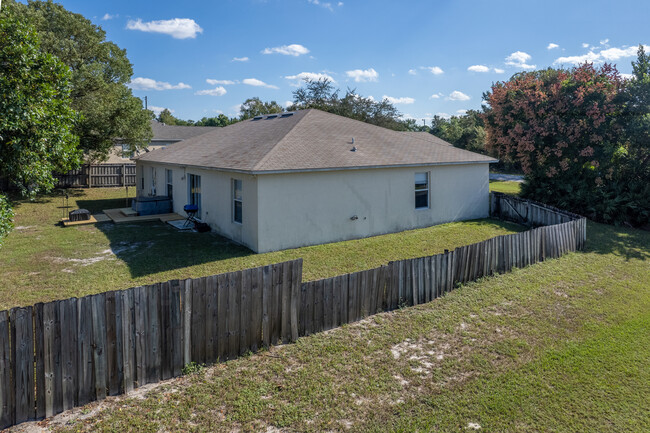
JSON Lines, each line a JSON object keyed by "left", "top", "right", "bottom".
{"left": 188, "top": 174, "right": 201, "bottom": 219}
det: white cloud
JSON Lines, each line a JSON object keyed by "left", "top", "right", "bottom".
{"left": 554, "top": 51, "right": 601, "bottom": 65}
{"left": 448, "top": 90, "right": 470, "bottom": 101}
{"left": 206, "top": 79, "right": 236, "bottom": 85}
{"left": 436, "top": 112, "right": 451, "bottom": 119}
{"left": 307, "top": 0, "right": 342, "bottom": 11}
{"left": 148, "top": 105, "right": 170, "bottom": 115}
{"left": 126, "top": 18, "right": 203, "bottom": 39}
{"left": 547, "top": 43, "right": 559, "bottom": 50}
{"left": 242, "top": 78, "right": 279, "bottom": 89}
{"left": 232, "top": 57, "right": 249, "bottom": 62}
{"left": 494, "top": 68, "right": 505, "bottom": 74}
{"left": 553, "top": 44, "right": 648, "bottom": 66}
{"left": 102, "top": 13, "right": 117, "bottom": 21}
{"left": 408, "top": 69, "right": 417, "bottom": 75}
{"left": 284, "top": 101, "right": 294, "bottom": 108}
{"left": 231, "top": 104, "right": 243, "bottom": 116}
{"left": 582, "top": 42, "right": 590, "bottom": 48}
{"left": 129, "top": 77, "right": 191, "bottom": 91}
{"left": 456, "top": 109, "right": 467, "bottom": 115}
{"left": 195, "top": 87, "right": 227, "bottom": 96}
{"left": 468, "top": 65, "right": 490, "bottom": 73}
{"left": 430, "top": 92, "right": 443, "bottom": 99}
{"left": 621, "top": 73, "right": 635, "bottom": 80}
{"left": 382, "top": 95, "right": 415, "bottom": 105}
{"left": 262, "top": 44, "right": 310, "bottom": 56}
{"left": 600, "top": 38, "right": 610, "bottom": 46}
{"left": 285, "top": 72, "right": 335, "bottom": 86}
{"left": 422, "top": 66, "right": 444, "bottom": 75}
{"left": 600, "top": 46, "right": 639, "bottom": 61}
{"left": 505, "top": 51, "right": 536, "bottom": 70}
{"left": 345, "top": 68, "right": 378, "bottom": 82}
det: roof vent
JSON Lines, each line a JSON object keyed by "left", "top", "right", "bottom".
{"left": 252, "top": 116, "right": 263, "bottom": 120}
{"left": 351, "top": 146, "right": 357, "bottom": 152}
{"left": 280, "top": 113, "right": 294, "bottom": 118}
{"left": 351, "top": 137, "right": 355, "bottom": 144}
{"left": 266, "top": 114, "right": 278, "bottom": 119}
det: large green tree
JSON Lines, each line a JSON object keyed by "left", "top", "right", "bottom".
{"left": 157, "top": 108, "right": 194, "bottom": 126}
{"left": 8, "top": 0, "right": 152, "bottom": 161}
{"left": 239, "top": 97, "right": 284, "bottom": 120}
{"left": 0, "top": 5, "right": 79, "bottom": 243}
{"left": 483, "top": 63, "right": 650, "bottom": 225}
{"left": 429, "top": 110, "right": 487, "bottom": 153}
{"left": 616, "top": 46, "right": 650, "bottom": 225}
{"left": 289, "top": 79, "right": 408, "bottom": 131}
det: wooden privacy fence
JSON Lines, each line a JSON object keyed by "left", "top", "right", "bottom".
{"left": 55, "top": 164, "right": 136, "bottom": 188}
{"left": 0, "top": 194, "right": 587, "bottom": 429}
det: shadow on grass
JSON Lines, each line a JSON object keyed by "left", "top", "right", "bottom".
{"left": 94, "top": 220, "right": 254, "bottom": 278}
{"left": 585, "top": 220, "right": 650, "bottom": 261}
{"left": 77, "top": 195, "right": 133, "bottom": 214}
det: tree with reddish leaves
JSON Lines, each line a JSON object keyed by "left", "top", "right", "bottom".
{"left": 482, "top": 64, "right": 641, "bottom": 224}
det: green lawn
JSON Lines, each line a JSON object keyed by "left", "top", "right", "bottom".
{"left": 0, "top": 188, "right": 522, "bottom": 309}
{"left": 51, "top": 220, "right": 650, "bottom": 433}
{"left": 489, "top": 180, "right": 522, "bottom": 195}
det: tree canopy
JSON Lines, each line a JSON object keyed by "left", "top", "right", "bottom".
{"left": 0, "top": 5, "right": 80, "bottom": 243}
{"left": 484, "top": 59, "right": 648, "bottom": 226}
{"left": 8, "top": 0, "right": 152, "bottom": 161}
{"left": 0, "top": 5, "right": 80, "bottom": 195}
{"left": 239, "top": 97, "right": 284, "bottom": 120}
{"left": 289, "top": 79, "right": 409, "bottom": 131}
{"left": 155, "top": 108, "right": 238, "bottom": 127}
{"left": 429, "top": 110, "right": 487, "bottom": 154}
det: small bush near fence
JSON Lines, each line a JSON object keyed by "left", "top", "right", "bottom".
{"left": 0, "top": 193, "right": 586, "bottom": 429}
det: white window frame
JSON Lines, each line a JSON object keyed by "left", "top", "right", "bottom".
{"left": 232, "top": 178, "right": 242, "bottom": 224}
{"left": 165, "top": 169, "right": 173, "bottom": 198}
{"left": 415, "top": 172, "right": 430, "bottom": 210}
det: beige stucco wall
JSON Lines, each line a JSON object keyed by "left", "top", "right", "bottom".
{"left": 136, "top": 161, "right": 490, "bottom": 254}
{"left": 136, "top": 161, "right": 259, "bottom": 251}
{"left": 255, "top": 164, "right": 490, "bottom": 253}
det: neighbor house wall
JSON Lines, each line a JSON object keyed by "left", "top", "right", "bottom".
{"left": 135, "top": 161, "right": 259, "bottom": 251}
{"left": 255, "top": 163, "right": 490, "bottom": 253}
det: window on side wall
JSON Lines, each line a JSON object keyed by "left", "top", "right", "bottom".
{"left": 415, "top": 172, "right": 429, "bottom": 209}
{"left": 166, "top": 169, "right": 173, "bottom": 198}
{"left": 232, "top": 179, "right": 242, "bottom": 224}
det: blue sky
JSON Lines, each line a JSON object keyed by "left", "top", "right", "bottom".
{"left": 49, "top": 0, "right": 650, "bottom": 122}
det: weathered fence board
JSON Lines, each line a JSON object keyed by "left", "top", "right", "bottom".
{"left": 0, "top": 194, "right": 587, "bottom": 429}
{"left": 0, "top": 311, "right": 11, "bottom": 429}
{"left": 54, "top": 164, "right": 137, "bottom": 188}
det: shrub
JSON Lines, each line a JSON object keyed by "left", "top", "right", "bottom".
{"left": 0, "top": 194, "right": 14, "bottom": 246}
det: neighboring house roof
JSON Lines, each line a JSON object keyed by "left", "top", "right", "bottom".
{"left": 136, "top": 109, "right": 497, "bottom": 173}
{"left": 149, "top": 120, "right": 221, "bottom": 142}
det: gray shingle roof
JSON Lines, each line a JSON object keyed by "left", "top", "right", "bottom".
{"left": 136, "top": 109, "right": 497, "bottom": 172}
{"left": 150, "top": 120, "right": 220, "bottom": 142}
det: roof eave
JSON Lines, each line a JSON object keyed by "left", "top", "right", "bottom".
{"left": 135, "top": 159, "right": 498, "bottom": 175}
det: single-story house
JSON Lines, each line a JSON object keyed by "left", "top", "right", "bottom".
{"left": 135, "top": 109, "right": 497, "bottom": 253}
{"left": 104, "top": 120, "right": 220, "bottom": 164}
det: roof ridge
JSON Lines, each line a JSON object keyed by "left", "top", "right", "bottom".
{"left": 251, "top": 109, "right": 313, "bottom": 171}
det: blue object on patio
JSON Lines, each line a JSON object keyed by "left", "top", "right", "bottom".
{"left": 183, "top": 204, "right": 199, "bottom": 227}
{"left": 131, "top": 196, "right": 172, "bottom": 216}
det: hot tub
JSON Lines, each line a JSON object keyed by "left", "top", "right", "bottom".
{"left": 131, "top": 196, "right": 172, "bottom": 216}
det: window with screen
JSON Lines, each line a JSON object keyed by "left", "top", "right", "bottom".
{"left": 166, "top": 169, "right": 173, "bottom": 198}
{"left": 415, "top": 172, "right": 429, "bottom": 209}
{"left": 233, "top": 179, "right": 242, "bottom": 223}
